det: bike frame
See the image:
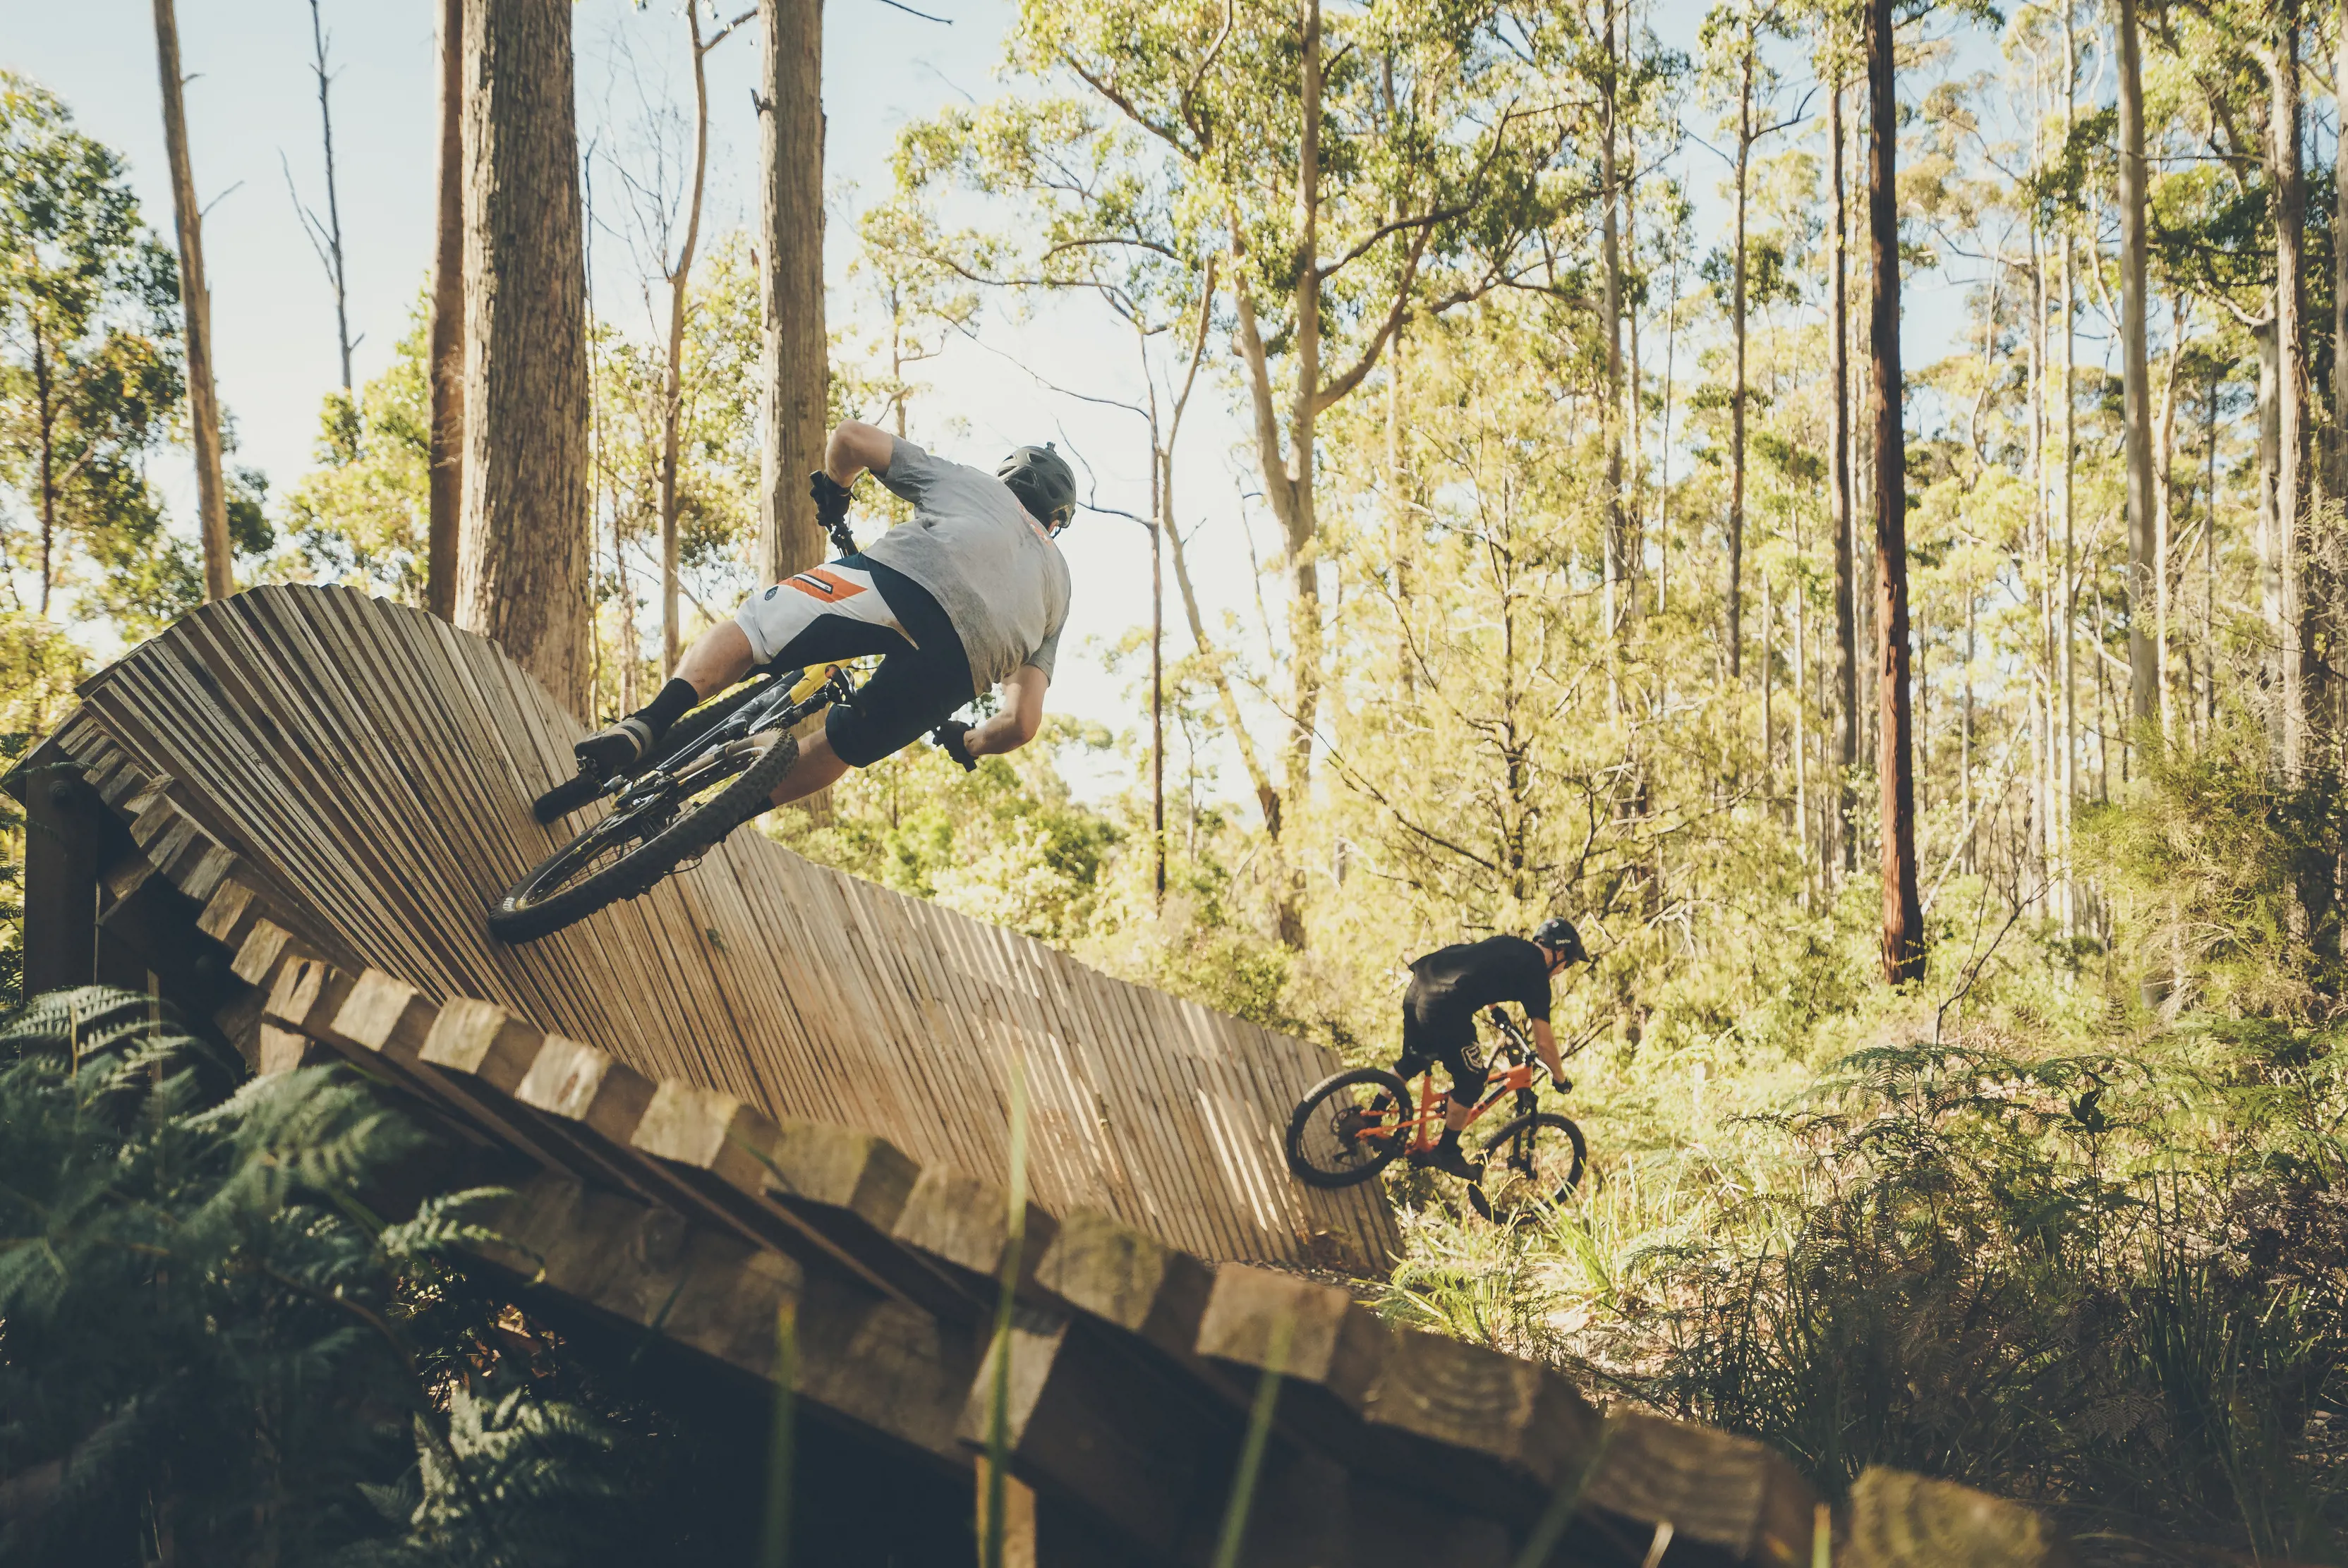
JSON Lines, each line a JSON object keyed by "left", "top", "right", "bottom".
{"left": 604, "top": 663, "right": 852, "bottom": 810}
{"left": 1357, "top": 1011, "right": 1556, "bottom": 1156}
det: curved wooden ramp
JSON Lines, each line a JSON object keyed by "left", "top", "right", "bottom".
{"left": 31, "top": 585, "right": 1392, "bottom": 1268}
{"left": 15, "top": 588, "right": 2074, "bottom": 1565}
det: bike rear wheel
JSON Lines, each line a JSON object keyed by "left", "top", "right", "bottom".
{"left": 1284, "top": 1068, "right": 1412, "bottom": 1189}
{"left": 1468, "top": 1112, "right": 1585, "bottom": 1221}
{"left": 490, "top": 729, "right": 799, "bottom": 944}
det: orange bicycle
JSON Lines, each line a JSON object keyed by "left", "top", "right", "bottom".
{"left": 1284, "top": 1007, "right": 1587, "bottom": 1220}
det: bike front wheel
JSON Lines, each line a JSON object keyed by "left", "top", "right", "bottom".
{"left": 1468, "top": 1112, "right": 1585, "bottom": 1221}
{"left": 1284, "top": 1068, "right": 1412, "bottom": 1189}
{"left": 490, "top": 729, "right": 799, "bottom": 944}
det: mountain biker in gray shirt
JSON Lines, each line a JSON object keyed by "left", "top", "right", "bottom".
{"left": 572, "top": 421, "right": 1075, "bottom": 810}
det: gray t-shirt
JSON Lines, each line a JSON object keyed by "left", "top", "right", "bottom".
{"left": 861, "top": 437, "right": 1072, "bottom": 696}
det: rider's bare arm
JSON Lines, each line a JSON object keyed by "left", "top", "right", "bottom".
{"left": 1530, "top": 1019, "right": 1566, "bottom": 1083}
{"left": 823, "top": 420, "right": 895, "bottom": 485}
{"left": 965, "top": 664, "right": 1047, "bottom": 758}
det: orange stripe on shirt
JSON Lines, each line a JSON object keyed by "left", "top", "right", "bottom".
{"left": 782, "top": 566, "right": 867, "bottom": 601}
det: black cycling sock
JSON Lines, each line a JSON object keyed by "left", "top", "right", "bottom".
{"left": 631, "top": 678, "right": 700, "bottom": 738}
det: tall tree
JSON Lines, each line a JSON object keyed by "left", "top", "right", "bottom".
{"left": 1601, "top": 0, "right": 1630, "bottom": 645}
{"left": 2117, "top": 0, "right": 2156, "bottom": 730}
{"left": 757, "top": 0, "right": 826, "bottom": 587}
{"left": 655, "top": 3, "right": 751, "bottom": 674}
{"left": 0, "top": 75, "right": 188, "bottom": 624}
{"left": 456, "top": 0, "right": 591, "bottom": 713}
{"left": 1828, "top": 39, "right": 1857, "bottom": 876}
{"left": 428, "top": 0, "right": 463, "bottom": 621}
{"left": 289, "top": 0, "right": 356, "bottom": 396}
{"left": 150, "top": 0, "right": 230, "bottom": 602}
{"left": 2258, "top": 13, "right": 2309, "bottom": 766}
{"left": 1866, "top": 0, "right": 1921, "bottom": 983}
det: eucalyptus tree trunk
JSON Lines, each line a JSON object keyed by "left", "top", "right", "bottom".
{"left": 2268, "top": 18, "right": 2309, "bottom": 768}
{"left": 658, "top": 2, "right": 717, "bottom": 676}
{"left": 1830, "top": 70, "right": 1857, "bottom": 876}
{"left": 1602, "top": 0, "right": 1629, "bottom": 654}
{"left": 2117, "top": 0, "right": 2157, "bottom": 731}
{"left": 151, "top": 0, "right": 231, "bottom": 602}
{"left": 1729, "top": 37, "right": 1754, "bottom": 681}
{"left": 758, "top": 0, "right": 826, "bottom": 587}
{"left": 428, "top": 0, "right": 464, "bottom": 619}
{"left": 1867, "top": 0, "right": 1923, "bottom": 985}
{"left": 456, "top": 0, "right": 591, "bottom": 716}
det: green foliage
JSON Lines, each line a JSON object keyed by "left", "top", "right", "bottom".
{"left": 768, "top": 717, "right": 1119, "bottom": 949}
{"left": 0, "top": 73, "right": 188, "bottom": 626}
{"left": 2086, "top": 715, "right": 2347, "bottom": 1018}
{"left": 278, "top": 301, "right": 432, "bottom": 602}
{"left": 0, "top": 987, "right": 659, "bottom": 1568}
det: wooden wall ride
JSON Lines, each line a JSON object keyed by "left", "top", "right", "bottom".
{"left": 12, "top": 587, "right": 2080, "bottom": 1565}
{"left": 32, "top": 586, "right": 1393, "bottom": 1268}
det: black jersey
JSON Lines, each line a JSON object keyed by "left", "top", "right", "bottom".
{"left": 1405, "top": 935, "right": 1553, "bottom": 1030}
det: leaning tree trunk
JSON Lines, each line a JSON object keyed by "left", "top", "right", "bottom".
{"left": 456, "top": 0, "right": 591, "bottom": 716}
{"left": 757, "top": 0, "right": 828, "bottom": 586}
{"left": 1868, "top": 0, "right": 1923, "bottom": 985}
{"left": 428, "top": 0, "right": 464, "bottom": 619}
{"left": 2118, "top": 0, "right": 2157, "bottom": 731}
{"left": 152, "top": 0, "right": 231, "bottom": 602}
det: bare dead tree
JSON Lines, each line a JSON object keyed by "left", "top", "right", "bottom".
{"left": 283, "top": 0, "right": 358, "bottom": 395}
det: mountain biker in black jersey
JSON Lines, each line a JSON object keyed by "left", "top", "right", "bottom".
{"left": 1398, "top": 917, "right": 1590, "bottom": 1178}
{"left": 572, "top": 421, "right": 1076, "bottom": 808}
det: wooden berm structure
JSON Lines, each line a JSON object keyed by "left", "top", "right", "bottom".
{"left": 14, "top": 587, "right": 2072, "bottom": 1566}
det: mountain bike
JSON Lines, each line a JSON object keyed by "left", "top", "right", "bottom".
{"left": 1283, "top": 1008, "right": 1587, "bottom": 1221}
{"left": 488, "top": 662, "right": 857, "bottom": 944}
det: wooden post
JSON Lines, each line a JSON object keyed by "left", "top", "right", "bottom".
{"left": 20, "top": 767, "right": 101, "bottom": 995}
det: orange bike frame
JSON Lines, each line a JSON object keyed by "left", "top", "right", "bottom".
{"left": 1375, "top": 1060, "right": 1539, "bottom": 1154}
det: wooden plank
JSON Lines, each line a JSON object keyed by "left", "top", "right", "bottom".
{"left": 1842, "top": 1468, "right": 2071, "bottom": 1568}
{"left": 1192, "top": 1263, "right": 1608, "bottom": 1531}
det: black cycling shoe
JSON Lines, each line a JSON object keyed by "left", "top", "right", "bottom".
{"left": 574, "top": 717, "right": 656, "bottom": 780}
{"left": 1410, "top": 1138, "right": 1483, "bottom": 1181}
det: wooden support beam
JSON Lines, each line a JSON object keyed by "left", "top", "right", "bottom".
{"left": 20, "top": 764, "right": 104, "bottom": 995}
{"left": 1194, "top": 1264, "right": 1611, "bottom": 1537}
{"left": 1844, "top": 1468, "right": 2074, "bottom": 1568}
{"left": 1032, "top": 1207, "right": 1216, "bottom": 1359}
{"left": 891, "top": 1165, "right": 1060, "bottom": 1308}
{"left": 631, "top": 1078, "right": 947, "bottom": 1310}
{"left": 1584, "top": 1411, "right": 1820, "bottom": 1566}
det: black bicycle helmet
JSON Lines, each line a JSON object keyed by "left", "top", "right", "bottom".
{"left": 1532, "top": 916, "right": 1587, "bottom": 966}
{"left": 997, "top": 442, "right": 1078, "bottom": 533}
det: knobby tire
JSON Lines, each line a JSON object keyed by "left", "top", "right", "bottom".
{"left": 491, "top": 730, "right": 799, "bottom": 944}
{"left": 1468, "top": 1112, "right": 1585, "bottom": 1222}
{"left": 1284, "top": 1067, "right": 1412, "bottom": 1189}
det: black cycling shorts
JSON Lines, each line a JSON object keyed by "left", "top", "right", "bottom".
{"left": 734, "top": 554, "right": 974, "bottom": 769}
{"left": 1396, "top": 1004, "right": 1482, "bottom": 1106}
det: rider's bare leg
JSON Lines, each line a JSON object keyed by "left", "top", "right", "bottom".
{"left": 1444, "top": 1094, "right": 1477, "bottom": 1134}
{"left": 766, "top": 724, "right": 852, "bottom": 808}
{"left": 575, "top": 622, "right": 761, "bottom": 778}
{"left": 673, "top": 622, "right": 756, "bottom": 700}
